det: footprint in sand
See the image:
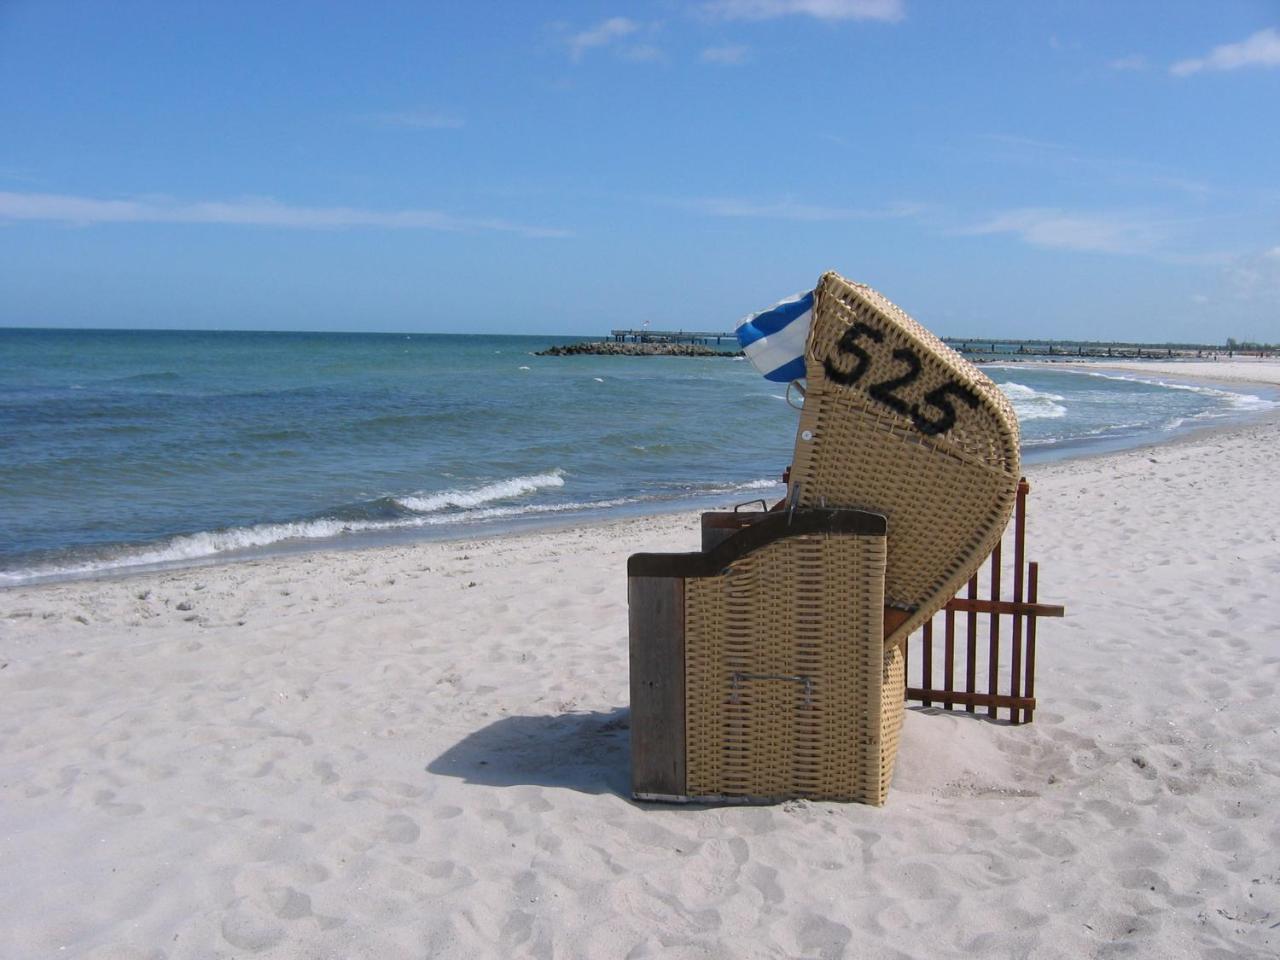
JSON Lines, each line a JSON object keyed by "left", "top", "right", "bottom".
{"left": 94, "top": 788, "right": 144, "bottom": 817}
{"left": 378, "top": 813, "right": 420, "bottom": 843}
{"left": 265, "top": 886, "right": 312, "bottom": 920}
{"left": 221, "top": 912, "right": 285, "bottom": 953}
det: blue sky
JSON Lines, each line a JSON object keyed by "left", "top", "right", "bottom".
{"left": 1, "top": 1, "right": 1278, "bottom": 341}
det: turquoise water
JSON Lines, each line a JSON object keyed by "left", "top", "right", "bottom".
{"left": 1, "top": 329, "right": 1275, "bottom": 584}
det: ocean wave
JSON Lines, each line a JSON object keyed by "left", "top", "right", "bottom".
{"left": 1080, "top": 371, "right": 1280, "bottom": 417}
{"left": 1160, "top": 400, "right": 1275, "bottom": 431}
{"left": 0, "top": 496, "right": 587, "bottom": 585}
{"left": 243, "top": 427, "right": 310, "bottom": 442}
{"left": 998, "top": 381, "right": 1068, "bottom": 421}
{"left": 679, "top": 478, "right": 784, "bottom": 499}
{"left": 395, "top": 471, "right": 565, "bottom": 513}
{"left": 1083, "top": 371, "right": 1279, "bottom": 411}
{"left": 0, "top": 475, "right": 788, "bottom": 585}
{"left": 423, "top": 496, "right": 636, "bottom": 524}
{"left": 723, "top": 478, "right": 783, "bottom": 491}
{"left": 1220, "top": 391, "right": 1278, "bottom": 412}
{"left": 108, "top": 371, "right": 183, "bottom": 385}
{"left": 0, "top": 516, "right": 400, "bottom": 585}
{"left": 1022, "top": 420, "right": 1148, "bottom": 446}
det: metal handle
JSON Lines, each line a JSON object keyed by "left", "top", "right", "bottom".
{"left": 785, "top": 379, "right": 807, "bottom": 410}
{"left": 729, "top": 671, "right": 815, "bottom": 707}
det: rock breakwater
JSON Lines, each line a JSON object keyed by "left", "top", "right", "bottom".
{"left": 536, "top": 341, "right": 741, "bottom": 358}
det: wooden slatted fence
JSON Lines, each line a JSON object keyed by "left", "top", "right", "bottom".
{"left": 903, "top": 479, "right": 1064, "bottom": 723}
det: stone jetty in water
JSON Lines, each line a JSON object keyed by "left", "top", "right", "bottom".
{"left": 535, "top": 341, "right": 742, "bottom": 358}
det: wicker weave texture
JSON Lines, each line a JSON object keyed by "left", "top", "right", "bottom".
{"left": 684, "top": 531, "right": 898, "bottom": 804}
{"left": 879, "top": 643, "right": 905, "bottom": 799}
{"left": 790, "top": 272, "right": 1021, "bottom": 645}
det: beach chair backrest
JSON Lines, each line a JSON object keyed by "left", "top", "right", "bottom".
{"left": 788, "top": 271, "right": 1021, "bottom": 646}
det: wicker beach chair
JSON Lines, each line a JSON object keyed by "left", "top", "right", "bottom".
{"left": 791, "top": 272, "right": 1021, "bottom": 646}
{"left": 628, "top": 271, "right": 1020, "bottom": 806}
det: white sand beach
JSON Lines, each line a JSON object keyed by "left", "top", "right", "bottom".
{"left": 1029, "top": 355, "right": 1280, "bottom": 388}
{"left": 3, "top": 401, "right": 1279, "bottom": 958}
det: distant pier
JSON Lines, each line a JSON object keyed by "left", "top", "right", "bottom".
{"left": 940, "top": 337, "right": 1273, "bottom": 359}
{"left": 606, "top": 330, "right": 1273, "bottom": 359}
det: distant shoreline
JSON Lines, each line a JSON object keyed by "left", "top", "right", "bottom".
{"left": 1008, "top": 356, "right": 1280, "bottom": 389}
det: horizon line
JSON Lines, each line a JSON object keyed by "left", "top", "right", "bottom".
{"left": 0, "top": 323, "right": 1266, "bottom": 350}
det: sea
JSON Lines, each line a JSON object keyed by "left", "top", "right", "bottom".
{"left": 2, "top": 328, "right": 1276, "bottom": 586}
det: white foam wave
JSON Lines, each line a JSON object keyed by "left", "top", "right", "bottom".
{"left": 426, "top": 496, "right": 636, "bottom": 525}
{"left": 0, "top": 471, "right": 571, "bottom": 585}
{"left": 0, "top": 516, "right": 404, "bottom": 585}
{"left": 1161, "top": 400, "right": 1273, "bottom": 431}
{"left": 999, "top": 382, "right": 1064, "bottom": 401}
{"left": 0, "top": 493, "right": 645, "bottom": 586}
{"left": 696, "top": 478, "right": 784, "bottom": 496}
{"left": 718, "top": 478, "right": 783, "bottom": 491}
{"left": 395, "top": 471, "right": 565, "bottom": 513}
{"left": 1083, "top": 372, "right": 1279, "bottom": 424}
{"left": 0, "top": 474, "right": 790, "bottom": 587}
{"left": 1084, "top": 371, "right": 1278, "bottom": 407}
{"left": 998, "top": 381, "right": 1068, "bottom": 421}
{"left": 1221, "top": 391, "right": 1277, "bottom": 412}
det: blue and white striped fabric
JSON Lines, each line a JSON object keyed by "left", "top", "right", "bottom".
{"left": 735, "top": 290, "right": 815, "bottom": 383}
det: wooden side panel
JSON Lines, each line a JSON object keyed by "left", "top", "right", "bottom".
{"left": 629, "top": 576, "right": 686, "bottom": 798}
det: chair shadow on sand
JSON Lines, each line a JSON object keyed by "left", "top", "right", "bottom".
{"left": 426, "top": 707, "right": 632, "bottom": 798}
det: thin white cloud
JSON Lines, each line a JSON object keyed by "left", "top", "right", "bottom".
{"left": 1171, "top": 27, "right": 1280, "bottom": 76}
{"left": 701, "top": 44, "right": 750, "bottom": 65}
{"left": 704, "top": 0, "right": 904, "bottom": 21}
{"left": 0, "top": 191, "right": 569, "bottom": 239}
{"left": 959, "top": 207, "right": 1168, "bottom": 255}
{"left": 620, "top": 44, "right": 665, "bottom": 63}
{"left": 1225, "top": 245, "right": 1280, "bottom": 302}
{"left": 678, "top": 195, "right": 922, "bottom": 221}
{"left": 978, "top": 134, "right": 1214, "bottom": 198}
{"left": 0, "top": 167, "right": 45, "bottom": 185}
{"left": 1108, "top": 54, "right": 1147, "bottom": 71}
{"left": 369, "top": 110, "right": 464, "bottom": 130}
{"left": 566, "top": 17, "right": 640, "bottom": 60}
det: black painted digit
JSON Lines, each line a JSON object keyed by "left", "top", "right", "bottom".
{"left": 823, "top": 322, "right": 883, "bottom": 387}
{"left": 825, "top": 323, "right": 977, "bottom": 438}
{"left": 867, "top": 348, "right": 922, "bottom": 416}
{"left": 913, "top": 381, "right": 980, "bottom": 436}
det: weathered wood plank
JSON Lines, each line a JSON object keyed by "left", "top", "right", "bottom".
{"left": 629, "top": 576, "right": 686, "bottom": 798}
